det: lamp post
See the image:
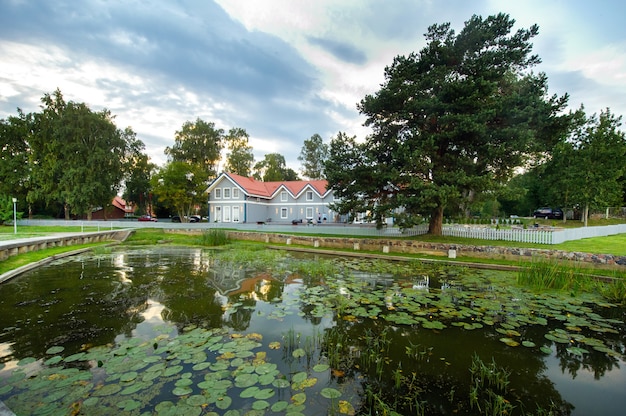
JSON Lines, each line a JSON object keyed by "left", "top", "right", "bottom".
{"left": 12, "top": 197, "right": 17, "bottom": 234}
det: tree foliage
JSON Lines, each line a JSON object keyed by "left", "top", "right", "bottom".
{"left": 542, "top": 109, "right": 626, "bottom": 225}
{"left": 326, "top": 13, "right": 570, "bottom": 234}
{"left": 253, "top": 153, "right": 299, "bottom": 181}
{"left": 0, "top": 111, "right": 30, "bottom": 200}
{"left": 224, "top": 127, "right": 254, "bottom": 177}
{"left": 165, "top": 118, "right": 224, "bottom": 179}
{"left": 26, "top": 89, "right": 139, "bottom": 219}
{"left": 298, "top": 133, "right": 328, "bottom": 180}
{"left": 151, "top": 162, "right": 206, "bottom": 221}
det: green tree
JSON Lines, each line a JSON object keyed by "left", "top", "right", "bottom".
{"left": 123, "top": 149, "right": 157, "bottom": 216}
{"left": 298, "top": 133, "right": 328, "bottom": 180}
{"left": 0, "top": 111, "right": 30, "bottom": 201}
{"left": 165, "top": 118, "right": 223, "bottom": 180}
{"left": 28, "top": 89, "right": 133, "bottom": 219}
{"left": 327, "top": 14, "right": 570, "bottom": 234}
{"left": 151, "top": 162, "right": 206, "bottom": 221}
{"left": 543, "top": 109, "right": 626, "bottom": 226}
{"left": 224, "top": 127, "right": 254, "bottom": 176}
{"left": 0, "top": 195, "right": 23, "bottom": 225}
{"left": 253, "top": 153, "right": 299, "bottom": 181}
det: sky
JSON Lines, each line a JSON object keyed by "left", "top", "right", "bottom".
{"left": 1, "top": 0, "right": 626, "bottom": 172}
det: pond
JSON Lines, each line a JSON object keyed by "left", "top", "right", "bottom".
{"left": 0, "top": 245, "right": 625, "bottom": 415}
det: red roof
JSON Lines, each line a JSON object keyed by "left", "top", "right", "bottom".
{"left": 221, "top": 172, "right": 329, "bottom": 198}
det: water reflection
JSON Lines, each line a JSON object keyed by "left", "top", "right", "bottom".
{"left": 0, "top": 247, "right": 624, "bottom": 415}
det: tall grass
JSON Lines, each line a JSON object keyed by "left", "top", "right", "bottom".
{"left": 200, "top": 229, "right": 229, "bottom": 246}
{"left": 517, "top": 258, "right": 588, "bottom": 291}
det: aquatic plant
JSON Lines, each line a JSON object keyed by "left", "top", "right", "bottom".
{"left": 200, "top": 228, "right": 229, "bottom": 246}
{"left": 517, "top": 258, "right": 589, "bottom": 292}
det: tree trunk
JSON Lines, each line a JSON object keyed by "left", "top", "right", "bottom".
{"left": 64, "top": 203, "right": 70, "bottom": 220}
{"left": 583, "top": 203, "right": 589, "bottom": 227}
{"left": 428, "top": 205, "right": 444, "bottom": 235}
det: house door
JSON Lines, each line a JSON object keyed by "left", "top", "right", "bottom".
{"left": 215, "top": 206, "right": 222, "bottom": 222}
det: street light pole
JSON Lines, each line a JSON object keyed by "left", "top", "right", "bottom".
{"left": 12, "top": 197, "right": 17, "bottom": 235}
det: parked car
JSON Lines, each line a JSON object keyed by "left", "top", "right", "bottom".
{"left": 532, "top": 207, "right": 563, "bottom": 219}
{"left": 171, "top": 215, "right": 200, "bottom": 223}
{"left": 138, "top": 215, "right": 158, "bottom": 222}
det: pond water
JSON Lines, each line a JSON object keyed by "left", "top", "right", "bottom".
{"left": 0, "top": 246, "right": 624, "bottom": 415}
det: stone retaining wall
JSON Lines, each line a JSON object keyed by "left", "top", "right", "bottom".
{"left": 219, "top": 231, "right": 626, "bottom": 268}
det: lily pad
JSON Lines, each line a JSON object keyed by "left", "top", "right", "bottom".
{"left": 321, "top": 387, "right": 342, "bottom": 399}
{"left": 291, "top": 392, "right": 307, "bottom": 406}
{"left": 45, "top": 346, "right": 65, "bottom": 355}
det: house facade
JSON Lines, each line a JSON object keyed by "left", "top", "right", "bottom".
{"left": 207, "top": 172, "right": 337, "bottom": 224}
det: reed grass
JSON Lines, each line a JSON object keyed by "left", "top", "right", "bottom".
{"left": 199, "top": 229, "right": 229, "bottom": 246}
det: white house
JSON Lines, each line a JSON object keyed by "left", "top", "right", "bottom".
{"left": 206, "top": 172, "right": 337, "bottom": 224}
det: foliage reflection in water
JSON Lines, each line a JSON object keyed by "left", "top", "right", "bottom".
{"left": 0, "top": 246, "right": 624, "bottom": 415}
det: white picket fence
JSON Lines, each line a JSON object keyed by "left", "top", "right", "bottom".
{"left": 441, "top": 224, "right": 626, "bottom": 244}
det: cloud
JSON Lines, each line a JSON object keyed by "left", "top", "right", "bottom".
{"left": 307, "top": 36, "right": 367, "bottom": 65}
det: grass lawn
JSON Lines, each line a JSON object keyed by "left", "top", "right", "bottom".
{"left": 1, "top": 225, "right": 625, "bottom": 278}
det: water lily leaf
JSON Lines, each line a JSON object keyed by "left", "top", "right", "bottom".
{"left": 292, "top": 348, "right": 306, "bottom": 358}
{"left": 44, "top": 356, "right": 63, "bottom": 366}
{"left": 173, "top": 386, "right": 193, "bottom": 396}
{"left": 313, "top": 364, "right": 330, "bottom": 373}
{"left": 321, "top": 387, "right": 342, "bottom": 399}
{"left": 120, "top": 383, "right": 146, "bottom": 395}
{"left": 292, "top": 371, "right": 308, "bottom": 384}
{"left": 291, "top": 392, "right": 306, "bottom": 405}
{"left": 539, "top": 345, "right": 553, "bottom": 354}
{"left": 268, "top": 341, "right": 281, "bottom": 350}
{"left": 522, "top": 341, "right": 536, "bottom": 348}
{"left": 45, "top": 346, "right": 65, "bottom": 355}
{"left": 252, "top": 400, "right": 270, "bottom": 410}
{"left": 63, "top": 352, "right": 87, "bottom": 363}
{"left": 255, "top": 388, "right": 275, "bottom": 400}
{"left": 120, "top": 371, "right": 138, "bottom": 382}
{"left": 422, "top": 320, "right": 446, "bottom": 330}
{"left": 273, "top": 378, "right": 290, "bottom": 388}
{"left": 258, "top": 373, "right": 276, "bottom": 385}
{"left": 566, "top": 347, "right": 589, "bottom": 356}
{"left": 117, "top": 399, "right": 141, "bottom": 411}
{"left": 499, "top": 337, "right": 520, "bottom": 347}
{"left": 235, "top": 373, "right": 259, "bottom": 388}
{"left": 163, "top": 365, "right": 184, "bottom": 377}
{"left": 339, "top": 400, "right": 355, "bottom": 415}
{"left": 186, "top": 395, "right": 207, "bottom": 407}
{"left": 241, "top": 386, "right": 260, "bottom": 398}
{"left": 216, "top": 396, "right": 232, "bottom": 410}
{"left": 93, "top": 383, "right": 122, "bottom": 396}
{"left": 271, "top": 401, "right": 289, "bottom": 412}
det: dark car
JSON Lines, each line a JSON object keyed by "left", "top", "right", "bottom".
{"left": 532, "top": 207, "right": 563, "bottom": 219}
{"left": 171, "top": 216, "right": 181, "bottom": 223}
{"left": 138, "top": 215, "right": 158, "bottom": 222}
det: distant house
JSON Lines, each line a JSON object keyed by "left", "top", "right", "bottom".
{"left": 206, "top": 172, "right": 336, "bottom": 224}
{"left": 90, "top": 196, "right": 134, "bottom": 220}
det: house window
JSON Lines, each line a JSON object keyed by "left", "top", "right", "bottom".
{"left": 305, "top": 207, "right": 313, "bottom": 218}
{"left": 306, "top": 191, "right": 313, "bottom": 201}
{"left": 232, "top": 206, "right": 240, "bottom": 222}
{"left": 215, "top": 188, "right": 222, "bottom": 199}
{"left": 232, "top": 188, "right": 239, "bottom": 199}
{"left": 223, "top": 206, "right": 231, "bottom": 222}
{"left": 223, "top": 188, "right": 231, "bottom": 199}
{"left": 215, "top": 206, "right": 222, "bottom": 221}
{"left": 281, "top": 191, "right": 288, "bottom": 201}
{"left": 280, "top": 207, "right": 288, "bottom": 219}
